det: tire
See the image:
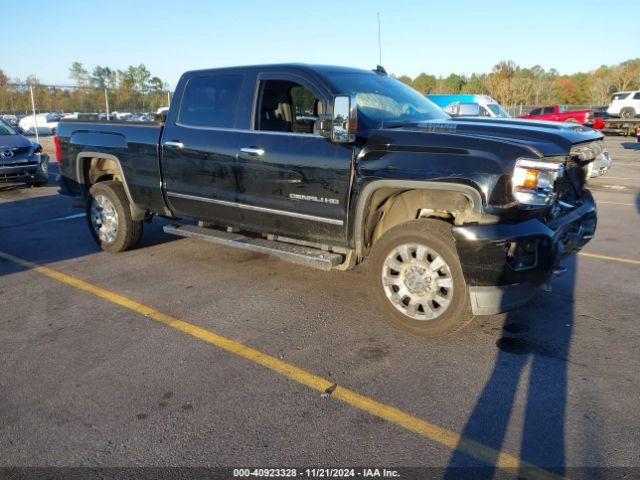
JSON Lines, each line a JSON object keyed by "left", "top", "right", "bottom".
{"left": 370, "top": 219, "right": 472, "bottom": 337}
{"left": 86, "top": 180, "right": 142, "bottom": 253}
{"left": 620, "top": 107, "right": 635, "bottom": 119}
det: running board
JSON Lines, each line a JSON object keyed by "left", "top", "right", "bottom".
{"left": 163, "top": 224, "right": 343, "bottom": 271}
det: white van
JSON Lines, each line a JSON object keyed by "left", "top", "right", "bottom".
{"left": 607, "top": 91, "right": 640, "bottom": 118}
{"left": 426, "top": 94, "right": 511, "bottom": 118}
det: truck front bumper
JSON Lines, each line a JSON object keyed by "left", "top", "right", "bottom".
{"left": 452, "top": 191, "right": 597, "bottom": 315}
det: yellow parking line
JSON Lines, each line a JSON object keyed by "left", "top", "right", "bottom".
{"left": 579, "top": 252, "right": 640, "bottom": 266}
{"left": 599, "top": 176, "right": 640, "bottom": 180}
{"left": 0, "top": 250, "right": 565, "bottom": 480}
{"left": 596, "top": 201, "right": 636, "bottom": 206}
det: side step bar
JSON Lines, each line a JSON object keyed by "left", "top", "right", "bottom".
{"left": 163, "top": 224, "right": 343, "bottom": 271}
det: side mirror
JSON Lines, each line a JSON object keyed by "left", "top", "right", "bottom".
{"left": 449, "top": 102, "right": 481, "bottom": 117}
{"left": 332, "top": 95, "right": 357, "bottom": 143}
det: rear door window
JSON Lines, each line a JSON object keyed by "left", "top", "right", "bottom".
{"left": 543, "top": 106, "right": 555, "bottom": 114}
{"left": 529, "top": 108, "right": 541, "bottom": 115}
{"left": 179, "top": 75, "right": 243, "bottom": 128}
{"left": 633, "top": 92, "right": 640, "bottom": 100}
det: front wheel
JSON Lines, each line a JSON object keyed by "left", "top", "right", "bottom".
{"left": 370, "top": 219, "right": 472, "bottom": 336}
{"left": 87, "top": 180, "right": 142, "bottom": 253}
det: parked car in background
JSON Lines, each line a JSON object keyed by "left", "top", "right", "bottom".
{"left": 18, "top": 113, "right": 60, "bottom": 135}
{"left": 0, "top": 119, "right": 49, "bottom": 185}
{"left": 519, "top": 105, "right": 594, "bottom": 126}
{"left": 427, "top": 94, "right": 511, "bottom": 118}
{"left": 607, "top": 91, "right": 640, "bottom": 118}
{"left": 592, "top": 110, "right": 608, "bottom": 130}
{"left": 1, "top": 114, "right": 18, "bottom": 125}
{"left": 111, "top": 111, "right": 133, "bottom": 120}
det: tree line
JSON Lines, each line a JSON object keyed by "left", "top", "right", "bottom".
{"left": 0, "top": 62, "right": 170, "bottom": 114}
{"left": 2, "top": 58, "right": 639, "bottom": 115}
{"left": 393, "top": 58, "right": 640, "bottom": 106}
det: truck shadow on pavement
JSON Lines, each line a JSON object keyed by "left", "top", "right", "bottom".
{"left": 445, "top": 257, "right": 577, "bottom": 478}
{"left": 0, "top": 192, "right": 177, "bottom": 278}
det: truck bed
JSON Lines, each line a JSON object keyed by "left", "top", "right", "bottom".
{"left": 56, "top": 119, "right": 166, "bottom": 214}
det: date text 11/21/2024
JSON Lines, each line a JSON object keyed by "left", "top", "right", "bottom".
{"left": 232, "top": 468, "right": 400, "bottom": 477}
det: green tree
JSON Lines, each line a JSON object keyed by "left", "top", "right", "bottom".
{"left": 412, "top": 73, "right": 437, "bottom": 94}
{"left": 91, "top": 66, "right": 116, "bottom": 89}
{"left": 69, "top": 62, "right": 89, "bottom": 86}
{"left": 397, "top": 75, "right": 413, "bottom": 86}
{"left": 461, "top": 73, "right": 486, "bottom": 94}
{"left": 442, "top": 74, "right": 466, "bottom": 93}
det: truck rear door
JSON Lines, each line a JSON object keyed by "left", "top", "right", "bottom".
{"left": 160, "top": 73, "right": 246, "bottom": 225}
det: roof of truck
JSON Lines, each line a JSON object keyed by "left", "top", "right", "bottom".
{"left": 182, "top": 63, "right": 375, "bottom": 77}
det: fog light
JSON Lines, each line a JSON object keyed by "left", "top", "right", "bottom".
{"left": 505, "top": 239, "right": 539, "bottom": 271}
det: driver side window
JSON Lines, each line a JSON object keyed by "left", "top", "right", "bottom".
{"left": 256, "top": 79, "right": 321, "bottom": 134}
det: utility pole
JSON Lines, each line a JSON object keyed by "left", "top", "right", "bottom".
{"left": 378, "top": 12, "right": 382, "bottom": 65}
{"left": 29, "top": 85, "right": 39, "bottom": 144}
{"left": 105, "top": 88, "right": 110, "bottom": 121}
{"left": 377, "top": 12, "right": 382, "bottom": 66}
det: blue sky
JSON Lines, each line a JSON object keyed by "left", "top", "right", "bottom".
{"left": 4, "top": 0, "right": 638, "bottom": 87}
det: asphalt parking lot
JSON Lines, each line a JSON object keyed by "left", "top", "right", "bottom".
{"left": 1, "top": 136, "right": 639, "bottom": 477}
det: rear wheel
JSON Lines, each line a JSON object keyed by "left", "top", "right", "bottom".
{"left": 87, "top": 180, "right": 142, "bottom": 253}
{"left": 620, "top": 107, "right": 636, "bottom": 119}
{"left": 370, "top": 219, "right": 472, "bottom": 336}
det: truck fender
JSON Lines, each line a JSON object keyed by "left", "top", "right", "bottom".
{"left": 75, "top": 152, "right": 146, "bottom": 221}
{"left": 353, "top": 180, "right": 484, "bottom": 258}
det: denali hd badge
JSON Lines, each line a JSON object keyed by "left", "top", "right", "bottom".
{"left": 422, "top": 123, "right": 457, "bottom": 133}
{"left": 289, "top": 193, "right": 339, "bottom": 205}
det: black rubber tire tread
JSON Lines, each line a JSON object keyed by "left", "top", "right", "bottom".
{"left": 87, "top": 180, "right": 142, "bottom": 253}
{"left": 370, "top": 219, "right": 473, "bottom": 337}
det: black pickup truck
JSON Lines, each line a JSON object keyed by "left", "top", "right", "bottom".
{"left": 56, "top": 64, "right": 601, "bottom": 336}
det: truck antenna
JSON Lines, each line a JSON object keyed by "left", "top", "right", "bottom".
{"left": 377, "top": 12, "right": 382, "bottom": 66}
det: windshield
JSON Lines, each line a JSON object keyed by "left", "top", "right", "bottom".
{"left": 486, "top": 103, "right": 511, "bottom": 118}
{"left": 0, "top": 119, "right": 17, "bottom": 136}
{"left": 326, "top": 72, "right": 449, "bottom": 129}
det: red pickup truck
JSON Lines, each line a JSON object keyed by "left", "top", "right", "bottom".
{"left": 519, "top": 105, "right": 595, "bottom": 127}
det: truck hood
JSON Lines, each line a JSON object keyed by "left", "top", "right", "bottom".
{"left": 382, "top": 117, "right": 603, "bottom": 158}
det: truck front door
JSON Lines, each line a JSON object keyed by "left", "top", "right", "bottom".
{"left": 233, "top": 74, "right": 353, "bottom": 245}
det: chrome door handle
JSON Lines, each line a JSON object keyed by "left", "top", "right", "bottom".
{"left": 239, "top": 147, "right": 264, "bottom": 156}
{"left": 164, "top": 141, "right": 185, "bottom": 149}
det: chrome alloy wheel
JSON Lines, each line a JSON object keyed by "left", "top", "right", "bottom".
{"left": 381, "top": 243, "right": 454, "bottom": 321}
{"left": 90, "top": 194, "right": 119, "bottom": 243}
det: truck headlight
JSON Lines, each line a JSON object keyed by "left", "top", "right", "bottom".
{"left": 512, "top": 158, "right": 562, "bottom": 205}
{"left": 570, "top": 141, "right": 603, "bottom": 161}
